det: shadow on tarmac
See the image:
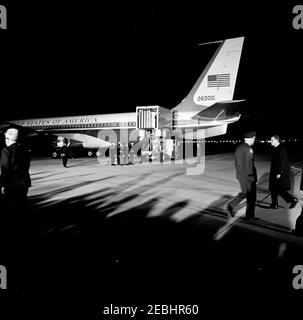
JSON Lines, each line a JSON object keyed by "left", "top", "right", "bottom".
{"left": 3, "top": 171, "right": 303, "bottom": 318}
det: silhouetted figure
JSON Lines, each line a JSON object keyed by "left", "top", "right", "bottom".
{"left": 171, "top": 137, "right": 176, "bottom": 163}
{"left": 1, "top": 128, "right": 33, "bottom": 294}
{"left": 0, "top": 128, "right": 31, "bottom": 245}
{"left": 137, "top": 146, "right": 142, "bottom": 164}
{"left": 109, "top": 143, "right": 116, "bottom": 165}
{"left": 60, "top": 145, "right": 70, "bottom": 167}
{"left": 117, "top": 142, "right": 121, "bottom": 165}
{"left": 123, "top": 143, "right": 129, "bottom": 165}
{"left": 269, "top": 135, "right": 298, "bottom": 209}
{"left": 292, "top": 172, "right": 303, "bottom": 236}
{"left": 148, "top": 138, "right": 152, "bottom": 163}
{"left": 129, "top": 143, "right": 135, "bottom": 165}
{"left": 159, "top": 136, "right": 164, "bottom": 163}
{"left": 227, "top": 131, "right": 257, "bottom": 219}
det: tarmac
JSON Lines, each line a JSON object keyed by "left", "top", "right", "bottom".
{"left": 5, "top": 153, "right": 303, "bottom": 318}
{"left": 29, "top": 153, "right": 303, "bottom": 243}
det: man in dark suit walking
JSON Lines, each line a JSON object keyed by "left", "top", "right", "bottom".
{"left": 292, "top": 170, "right": 303, "bottom": 236}
{"left": 269, "top": 135, "right": 298, "bottom": 209}
{"left": 227, "top": 131, "right": 257, "bottom": 219}
{"left": 60, "top": 144, "right": 70, "bottom": 168}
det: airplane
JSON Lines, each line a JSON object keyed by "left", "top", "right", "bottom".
{"left": 1, "top": 37, "right": 245, "bottom": 159}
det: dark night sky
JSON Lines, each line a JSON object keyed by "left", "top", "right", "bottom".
{"left": 1, "top": 1, "right": 303, "bottom": 137}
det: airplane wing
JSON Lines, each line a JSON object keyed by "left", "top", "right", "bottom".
{"left": 192, "top": 100, "right": 245, "bottom": 121}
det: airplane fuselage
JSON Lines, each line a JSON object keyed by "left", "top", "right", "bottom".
{"left": 3, "top": 37, "right": 245, "bottom": 153}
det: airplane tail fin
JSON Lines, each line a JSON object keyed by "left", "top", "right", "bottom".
{"left": 173, "top": 37, "right": 244, "bottom": 112}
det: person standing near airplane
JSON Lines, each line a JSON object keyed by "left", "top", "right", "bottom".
{"left": 269, "top": 135, "right": 298, "bottom": 209}
{"left": 291, "top": 169, "right": 303, "bottom": 236}
{"left": 117, "top": 142, "right": 121, "bottom": 165}
{"left": 109, "top": 143, "right": 116, "bottom": 165}
{"left": 0, "top": 128, "right": 31, "bottom": 209}
{"left": 0, "top": 128, "right": 31, "bottom": 241}
{"left": 60, "top": 144, "right": 70, "bottom": 168}
{"left": 123, "top": 143, "right": 129, "bottom": 165}
{"left": 159, "top": 136, "right": 164, "bottom": 163}
{"left": 227, "top": 131, "right": 257, "bottom": 219}
{"left": 129, "top": 143, "right": 135, "bottom": 165}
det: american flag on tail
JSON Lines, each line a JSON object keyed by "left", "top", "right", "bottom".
{"left": 207, "top": 74, "right": 230, "bottom": 87}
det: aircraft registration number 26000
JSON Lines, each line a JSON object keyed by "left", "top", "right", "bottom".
{"left": 197, "top": 95, "right": 215, "bottom": 101}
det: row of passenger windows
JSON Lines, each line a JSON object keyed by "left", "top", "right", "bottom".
{"left": 29, "top": 122, "right": 137, "bottom": 130}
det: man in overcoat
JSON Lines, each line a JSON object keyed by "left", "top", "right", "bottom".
{"left": 227, "top": 131, "right": 257, "bottom": 219}
{"left": 0, "top": 128, "right": 31, "bottom": 210}
{"left": 0, "top": 128, "right": 31, "bottom": 244}
{"left": 269, "top": 135, "right": 298, "bottom": 209}
{"left": 291, "top": 169, "right": 303, "bottom": 236}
